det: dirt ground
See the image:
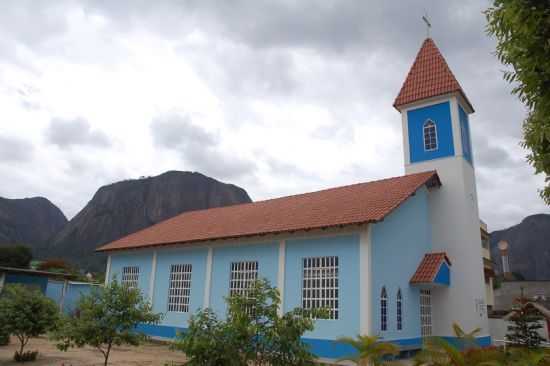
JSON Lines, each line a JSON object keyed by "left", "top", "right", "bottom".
{"left": 0, "top": 336, "right": 188, "bottom": 366}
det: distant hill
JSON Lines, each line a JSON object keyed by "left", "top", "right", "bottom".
{"left": 47, "top": 171, "right": 252, "bottom": 271}
{"left": 490, "top": 214, "right": 550, "bottom": 281}
{"left": 0, "top": 196, "right": 68, "bottom": 251}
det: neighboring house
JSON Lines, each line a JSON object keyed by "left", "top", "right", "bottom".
{"left": 481, "top": 220, "right": 495, "bottom": 312}
{"left": 98, "top": 38, "right": 490, "bottom": 359}
{"left": 0, "top": 266, "right": 100, "bottom": 314}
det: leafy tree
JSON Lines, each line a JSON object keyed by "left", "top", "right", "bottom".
{"left": 36, "top": 259, "right": 73, "bottom": 274}
{"left": 0, "top": 284, "right": 59, "bottom": 361}
{"left": 53, "top": 278, "right": 162, "bottom": 366}
{"left": 337, "top": 335, "right": 400, "bottom": 366}
{"left": 174, "top": 279, "right": 323, "bottom": 366}
{"left": 0, "top": 245, "right": 32, "bottom": 268}
{"left": 485, "top": 1, "right": 550, "bottom": 202}
{"left": 506, "top": 297, "right": 545, "bottom": 348}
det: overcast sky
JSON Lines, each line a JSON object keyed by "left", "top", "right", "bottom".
{"left": 0, "top": 1, "right": 547, "bottom": 231}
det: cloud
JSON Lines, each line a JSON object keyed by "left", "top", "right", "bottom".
{"left": 0, "top": 135, "right": 34, "bottom": 163}
{"left": 151, "top": 113, "right": 256, "bottom": 180}
{"left": 45, "top": 117, "right": 111, "bottom": 148}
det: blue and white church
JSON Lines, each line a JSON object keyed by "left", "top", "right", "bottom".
{"left": 99, "top": 38, "right": 490, "bottom": 359}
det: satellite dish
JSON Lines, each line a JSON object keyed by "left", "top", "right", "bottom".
{"left": 498, "top": 240, "right": 509, "bottom": 251}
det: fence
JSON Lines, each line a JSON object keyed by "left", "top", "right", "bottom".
{"left": 46, "top": 280, "right": 103, "bottom": 314}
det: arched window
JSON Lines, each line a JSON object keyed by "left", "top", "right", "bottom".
{"left": 423, "top": 120, "right": 438, "bottom": 151}
{"left": 380, "top": 287, "right": 388, "bottom": 331}
{"left": 397, "top": 289, "right": 403, "bottom": 331}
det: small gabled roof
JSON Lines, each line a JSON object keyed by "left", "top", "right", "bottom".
{"left": 97, "top": 171, "right": 440, "bottom": 252}
{"left": 410, "top": 252, "right": 451, "bottom": 284}
{"left": 394, "top": 38, "right": 473, "bottom": 111}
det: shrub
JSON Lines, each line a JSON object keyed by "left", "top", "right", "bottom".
{"left": 13, "top": 350, "right": 38, "bottom": 362}
{"left": 0, "top": 284, "right": 59, "bottom": 361}
{"left": 0, "top": 245, "right": 32, "bottom": 268}
{"left": 0, "top": 329, "right": 9, "bottom": 346}
{"left": 174, "top": 279, "right": 324, "bottom": 366}
{"left": 53, "top": 278, "right": 162, "bottom": 366}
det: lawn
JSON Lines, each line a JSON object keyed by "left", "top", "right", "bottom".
{"left": 0, "top": 336, "right": 188, "bottom": 366}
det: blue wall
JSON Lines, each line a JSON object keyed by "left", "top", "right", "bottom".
{"left": 45, "top": 280, "right": 101, "bottom": 313}
{"left": 285, "top": 234, "right": 360, "bottom": 340}
{"left": 408, "top": 101, "right": 454, "bottom": 163}
{"left": 5, "top": 273, "right": 48, "bottom": 293}
{"left": 434, "top": 262, "right": 451, "bottom": 286}
{"left": 371, "top": 186, "right": 432, "bottom": 342}
{"left": 153, "top": 247, "right": 208, "bottom": 327}
{"left": 459, "top": 105, "right": 473, "bottom": 164}
{"left": 210, "top": 242, "right": 279, "bottom": 317}
{"left": 110, "top": 251, "right": 153, "bottom": 298}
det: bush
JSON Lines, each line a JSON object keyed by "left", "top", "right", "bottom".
{"left": 13, "top": 350, "right": 38, "bottom": 362}
{"left": 0, "top": 284, "right": 59, "bottom": 361}
{"left": 174, "top": 279, "right": 324, "bottom": 366}
{"left": 53, "top": 278, "right": 162, "bottom": 366}
{"left": 0, "top": 245, "right": 32, "bottom": 268}
{"left": 0, "top": 329, "right": 9, "bottom": 346}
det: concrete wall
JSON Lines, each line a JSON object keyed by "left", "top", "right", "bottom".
{"left": 489, "top": 318, "right": 549, "bottom": 344}
{"left": 494, "top": 281, "right": 550, "bottom": 311}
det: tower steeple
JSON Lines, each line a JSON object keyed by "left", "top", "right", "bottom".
{"left": 394, "top": 38, "right": 473, "bottom": 112}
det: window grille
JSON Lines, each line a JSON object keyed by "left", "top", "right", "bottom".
{"left": 167, "top": 264, "right": 192, "bottom": 313}
{"left": 381, "top": 287, "right": 388, "bottom": 331}
{"left": 397, "top": 289, "right": 403, "bottom": 331}
{"left": 423, "top": 120, "right": 438, "bottom": 151}
{"left": 229, "top": 261, "right": 258, "bottom": 298}
{"left": 302, "top": 256, "right": 339, "bottom": 320}
{"left": 121, "top": 266, "right": 139, "bottom": 289}
{"left": 420, "top": 289, "right": 432, "bottom": 336}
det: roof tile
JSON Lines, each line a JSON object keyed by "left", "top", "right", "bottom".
{"left": 97, "top": 171, "right": 440, "bottom": 252}
{"left": 410, "top": 252, "right": 451, "bottom": 284}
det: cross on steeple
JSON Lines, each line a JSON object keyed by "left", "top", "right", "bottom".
{"left": 422, "top": 14, "right": 432, "bottom": 38}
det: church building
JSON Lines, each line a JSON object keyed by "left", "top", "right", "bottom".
{"left": 98, "top": 38, "right": 490, "bottom": 359}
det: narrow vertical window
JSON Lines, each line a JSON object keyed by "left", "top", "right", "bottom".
{"left": 121, "top": 266, "right": 139, "bottom": 289}
{"left": 380, "top": 287, "right": 388, "bottom": 331}
{"left": 397, "top": 289, "right": 403, "bottom": 331}
{"left": 167, "top": 264, "right": 192, "bottom": 313}
{"left": 420, "top": 289, "right": 432, "bottom": 336}
{"left": 302, "top": 256, "right": 339, "bottom": 319}
{"left": 423, "top": 120, "right": 438, "bottom": 151}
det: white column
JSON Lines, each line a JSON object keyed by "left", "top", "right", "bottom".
{"left": 149, "top": 251, "right": 157, "bottom": 304}
{"left": 359, "top": 225, "right": 372, "bottom": 335}
{"left": 277, "top": 240, "right": 286, "bottom": 316}
{"left": 104, "top": 255, "right": 112, "bottom": 286}
{"left": 203, "top": 247, "right": 214, "bottom": 308}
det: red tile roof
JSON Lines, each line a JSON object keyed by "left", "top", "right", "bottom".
{"left": 97, "top": 171, "right": 440, "bottom": 252}
{"left": 394, "top": 38, "right": 473, "bottom": 111}
{"left": 410, "top": 252, "right": 451, "bottom": 284}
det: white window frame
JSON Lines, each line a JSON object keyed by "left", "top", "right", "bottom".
{"left": 167, "top": 264, "right": 193, "bottom": 313}
{"left": 397, "top": 288, "right": 403, "bottom": 331}
{"left": 420, "top": 289, "right": 432, "bottom": 336}
{"left": 121, "top": 266, "right": 140, "bottom": 289}
{"left": 302, "top": 256, "right": 339, "bottom": 320}
{"left": 423, "top": 119, "right": 438, "bottom": 151}
{"left": 381, "top": 287, "right": 388, "bottom": 331}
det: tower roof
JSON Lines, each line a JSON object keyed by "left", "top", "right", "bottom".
{"left": 393, "top": 38, "right": 473, "bottom": 111}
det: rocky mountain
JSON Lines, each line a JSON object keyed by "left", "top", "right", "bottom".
{"left": 0, "top": 196, "right": 68, "bottom": 251}
{"left": 47, "top": 171, "right": 252, "bottom": 271}
{"left": 490, "top": 214, "right": 550, "bottom": 281}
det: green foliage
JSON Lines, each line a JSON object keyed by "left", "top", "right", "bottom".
{"left": 0, "top": 245, "right": 32, "bottom": 268}
{"left": 506, "top": 298, "right": 545, "bottom": 348}
{"left": 53, "top": 278, "right": 162, "bottom": 366}
{"left": 36, "top": 259, "right": 73, "bottom": 274}
{"left": 0, "top": 284, "right": 59, "bottom": 360}
{"left": 485, "top": 1, "right": 550, "bottom": 203}
{"left": 173, "top": 279, "right": 322, "bottom": 366}
{"left": 337, "top": 335, "right": 400, "bottom": 366}
{"left": 0, "top": 327, "right": 10, "bottom": 346}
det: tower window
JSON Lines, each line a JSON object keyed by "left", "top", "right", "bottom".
{"left": 423, "top": 120, "right": 438, "bottom": 151}
{"left": 380, "top": 287, "right": 388, "bottom": 331}
{"left": 397, "top": 288, "right": 403, "bottom": 331}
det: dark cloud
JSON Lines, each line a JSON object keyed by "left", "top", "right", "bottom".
{"left": 151, "top": 113, "right": 256, "bottom": 180}
{"left": 45, "top": 117, "right": 111, "bottom": 148}
{"left": 0, "top": 135, "right": 33, "bottom": 163}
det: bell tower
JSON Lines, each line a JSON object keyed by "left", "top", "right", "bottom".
{"left": 394, "top": 38, "right": 489, "bottom": 339}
